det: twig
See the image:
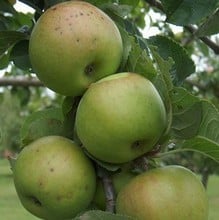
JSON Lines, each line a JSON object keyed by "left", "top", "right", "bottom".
{"left": 0, "top": 77, "right": 44, "bottom": 87}
{"left": 97, "top": 167, "right": 116, "bottom": 213}
{"left": 144, "top": 0, "right": 219, "bottom": 55}
{"left": 185, "top": 25, "right": 219, "bottom": 55}
{"left": 102, "top": 174, "right": 116, "bottom": 213}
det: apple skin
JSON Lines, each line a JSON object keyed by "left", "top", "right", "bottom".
{"left": 29, "top": 1, "right": 123, "bottom": 96}
{"left": 13, "top": 136, "right": 96, "bottom": 220}
{"left": 75, "top": 72, "right": 167, "bottom": 163}
{"left": 116, "top": 165, "right": 209, "bottom": 220}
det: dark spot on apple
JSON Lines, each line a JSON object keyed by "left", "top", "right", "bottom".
{"left": 76, "top": 38, "right": 80, "bottom": 42}
{"left": 87, "top": 13, "right": 90, "bottom": 16}
{"left": 85, "top": 64, "right": 94, "bottom": 76}
{"left": 131, "top": 140, "right": 145, "bottom": 151}
{"left": 36, "top": 149, "right": 39, "bottom": 153}
{"left": 55, "top": 27, "right": 60, "bottom": 31}
{"left": 100, "top": 16, "right": 104, "bottom": 20}
{"left": 80, "top": 12, "right": 84, "bottom": 16}
{"left": 51, "top": 7, "right": 57, "bottom": 11}
{"left": 50, "top": 168, "right": 54, "bottom": 172}
{"left": 39, "top": 181, "right": 43, "bottom": 187}
{"left": 60, "top": 31, "right": 63, "bottom": 35}
{"left": 28, "top": 196, "right": 42, "bottom": 207}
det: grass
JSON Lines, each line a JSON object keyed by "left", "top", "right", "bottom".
{"left": 0, "top": 159, "right": 40, "bottom": 220}
{"left": 0, "top": 158, "right": 219, "bottom": 220}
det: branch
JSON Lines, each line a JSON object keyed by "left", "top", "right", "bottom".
{"left": 0, "top": 77, "right": 44, "bottom": 87}
{"left": 144, "top": 0, "right": 219, "bottom": 55}
{"left": 185, "top": 25, "right": 219, "bottom": 55}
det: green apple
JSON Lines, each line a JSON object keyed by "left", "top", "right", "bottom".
{"left": 13, "top": 136, "right": 96, "bottom": 220}
{"left": 93, "top": 169, "right": 136, "bottom": 210}
{"left": 29, "top": 1, "right": 123, "bottom": 96}
{"left": 75, "top": 72, "right": 167, "bottom": 163}
{"left": 116, "top": 165, "right": 209, "bottom": 220}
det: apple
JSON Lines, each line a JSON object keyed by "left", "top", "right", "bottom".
{"left": 75, "top": 72, "right": 167, "bottom": 163}
{"left": 13, "top": 136, "right": 96, "bottom": 220}
{"left": 29, "top": 1, "right": 123, "bottom": 96}
{"left": 93, "top": 169, "right": 136, "bottom": 210}
{"left": 116, "top": 165, "right": 209, "bottom": 220}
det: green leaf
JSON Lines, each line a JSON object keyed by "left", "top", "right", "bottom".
{"left": 123, "top": 35, "right": 157, "bottom": 81}
{"left": 198, "top": 101, "right": 219, "bottom": 143}
{"left": 170, "top": 87, "right": 219, "bottom": 162}
{"left": 181, "top": 136, "right": 219, "bottom": 163}
{"left": 101, "top": 3, "right": 133, "bottom": 17}
{"left": 149, "top": 46, "right": 173, "bottom": 137}
{"left": 161, "top": 0, "right": 219, "bottom": 25}
{"left": 10, "top": 40, "right": 31, "bottom": 70}
{"left": 20, "top": 107, "right": 65, "bottom": 146}
{"left": 0, "top": 52, "right": 10, "bottom": 69}
{"left": 0, "top": 0, "right": 17, "bottom": 14}
{"left": 148, "top": 35, "right": 195, "bottom": 85}
{"left": 172, "top": 101, "right": 202, "bottom": 139}
{"left": 0, "top": 30, "right": 28, "bottom": 56}
{"left": 119, "top": 0, "right": 139, "bottom": 8}
{"left": 74, "top": 210, "right": 134, "bottom": 220}
{"left": 117, "top": 25, "right": 132, "bottom": 71}
{"left": 196, "top": 9, "right": 219, "bottom": 37}
{"left": 62, "top": 96, "right": 81, "bottom": 140}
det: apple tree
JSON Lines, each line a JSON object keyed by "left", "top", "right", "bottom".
{"left": 0, "top": 0, "right": 219, "bottom": 219}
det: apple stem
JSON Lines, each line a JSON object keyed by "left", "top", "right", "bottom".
{"left": 97, "top": 166, "right": 116, "bottom": 213}
{"left": 102, "top": 175, "right": 116, "bottom": 213}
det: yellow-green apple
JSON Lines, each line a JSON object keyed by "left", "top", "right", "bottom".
{"left": 13, "top": 136, "right": 96, "bottom": 220}
{"left": 75, "top": 72, "right": 167, "bottom": 163}
{"left": 29, "top": 1, "right": 123, "bottom": 96}
{"left": 116, "top": 165, "right": 209, "bottom": 220}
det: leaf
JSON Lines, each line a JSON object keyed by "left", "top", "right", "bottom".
{"left": 74, "top": 210, "right": 134, "bottom": 220}
{"left": 148, "top": 35, "right": 195, "bottom": 85}
{"left": 0, "top": 0, "right": 17, "bottom": 14}
{"left": 0, "top": 52, "right": 10, "bottom": 69}
{"left": 123, "top": 35, "right": 157, "bottom": 81}
{"left": 172, "top": 102, "right": 202, "bottom": 139}
{"left": 149, "top": 47, "right": 173, "bottom": 138}
{"left": 161, "top": 0, "right": 219, "bottom": 25}
{"left": 0, "top": 30, "right": 28, "bottom": 56}
{"left": 196, "top": 9, "right": 219, "bottom": 37}
{"left": 20, "top": 107, "right": 65, "bottom": 146}
{"left": 170, "top": 87, "right": 219, "bottom": 163}
{"left": 118, "top": 0, "right": 139, "bottom": 8}
{"left": 198, "top": 100, "right": 219, "bottom": 143}
{"left": 10, "top": 40, "right": 31, "bottom": 70}
{"left": 62, "top": 96, "right": 81, "bottom": 139}
{"left": 101, "top": 3, "right": 133, "bottom": 17}
{"left": 181, "top": 136, "right": 219, "bottom": 163}
{"left": 117, "top": 25, "right": 132, "bottom": 71}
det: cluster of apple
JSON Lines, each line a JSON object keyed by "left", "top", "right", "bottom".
{"left": 12, "top": 1, "right": 209, "bottom": 220}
